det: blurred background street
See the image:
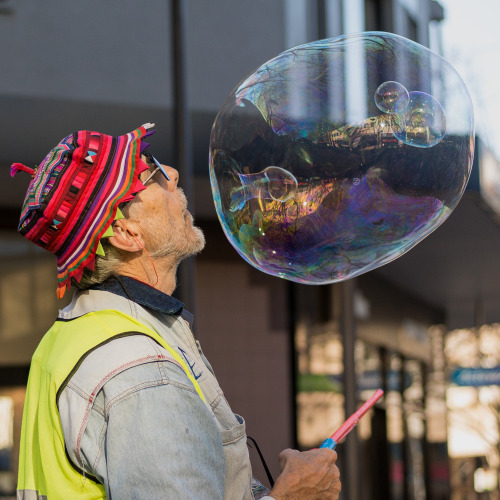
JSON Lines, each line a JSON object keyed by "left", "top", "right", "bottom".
{"left": 1, "top": 0, "right": 500, "bottom": 498}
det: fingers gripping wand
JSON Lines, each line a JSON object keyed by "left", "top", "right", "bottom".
{"left": 319, "top": 389, "right": 384, "bottom": 450}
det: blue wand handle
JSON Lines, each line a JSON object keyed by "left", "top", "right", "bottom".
{"left": 319, "top": 438, "right": 337, "bottom": 450}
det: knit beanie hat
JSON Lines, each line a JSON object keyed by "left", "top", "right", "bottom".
{"left": 11, "top": 123, "right": 156, "bottom": 298}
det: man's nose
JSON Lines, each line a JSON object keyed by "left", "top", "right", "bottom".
{"left": 164, "top": 165, "right": 179, "bottom": 187}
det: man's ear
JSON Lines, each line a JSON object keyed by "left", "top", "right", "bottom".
{"left": 108, "top": 221, "right": 144, "bottom": 252}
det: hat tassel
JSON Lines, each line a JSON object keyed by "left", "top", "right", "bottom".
{"left": 11, "top": 163, "right": 36, "bottom": 178}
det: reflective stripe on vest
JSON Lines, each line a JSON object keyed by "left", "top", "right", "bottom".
{"left": 16, "top": 489, "right": 47, "bottom": 500}
{"left": 17, "top": 309, "right": 206, "bottom": 499}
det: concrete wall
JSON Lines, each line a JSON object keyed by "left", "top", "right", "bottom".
{"left": 0, "top": 232, "right": 64, "bottom": 365}
{"left": 0, "top": 0, "right": 287, "bottom": 116}
{"left": 0, "top": 0, "right": 173, "bottom": 107}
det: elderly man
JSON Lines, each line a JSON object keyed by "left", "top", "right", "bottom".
{"left": 13, "top": 124, "right": 341, "bottom": 500}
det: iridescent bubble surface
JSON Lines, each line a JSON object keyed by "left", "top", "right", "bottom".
{"left": 375, "top": 81, "right": 410, "bottom": 114}
{"left": 209, "top": 32, "right": 474, "bottom": 285}
{"left": 391, "top": 91, "right": 447, "bottom": 148}
{"left": 230, "top": 166, "right": 298, "bottom": 212}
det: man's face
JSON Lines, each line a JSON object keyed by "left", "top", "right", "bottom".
{"left": 127, "top": 157, "right": 205, "bottom": 261}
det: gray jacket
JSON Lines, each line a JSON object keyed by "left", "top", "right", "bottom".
{"left": 58, "top": 279, "right": 272, "bottom": 499}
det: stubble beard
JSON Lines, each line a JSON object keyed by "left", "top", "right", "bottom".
{"left": 145, "top": 210, "right": 205, "bottom": 262}
{"left": 129, "top": 187, "right": 205, "bottom": 264}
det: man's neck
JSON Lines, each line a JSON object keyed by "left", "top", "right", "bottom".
{"left": 117, "top": 255, "right": 179, "bottom": 295}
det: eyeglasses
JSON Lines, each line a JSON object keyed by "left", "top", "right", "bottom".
{"left": 142, "top": 154, "right": 170, "bottom": 184}
{"left": 119, "top": 154, "right": 170, "bottom": 208}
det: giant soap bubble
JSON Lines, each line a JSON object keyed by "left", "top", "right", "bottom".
{"left": 209, "top": 32, "right": 474, "bottom": 284}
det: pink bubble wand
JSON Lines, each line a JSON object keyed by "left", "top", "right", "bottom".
{"left": 319, "top": 389, "right": 384, "bottom": 450}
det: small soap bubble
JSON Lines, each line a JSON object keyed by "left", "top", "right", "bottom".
{"left": 230, "top": 166, "right": 298, "bottom": 212}
{"left": 375, "top": 81, "right": 410, "bottom": 114}
{"left": 391, "top": 91, "right": 446, "bottom": 148}
{"left": 209, "top": 32, "right": 473, "bottom": 285}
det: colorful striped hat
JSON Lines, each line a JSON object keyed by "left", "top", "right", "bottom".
{"left": 11, "top": 123, "right": 155, "bottom": 298}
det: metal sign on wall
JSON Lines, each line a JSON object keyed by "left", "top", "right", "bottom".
{"left": 451, "top": 367, "right": 500, "bottom": 387}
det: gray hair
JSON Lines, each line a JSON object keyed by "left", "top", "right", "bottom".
{"left": 72, "top": 203, "right": 136, "bottom": 290}
{"left": 72, "top": 240, "right": 126, "bottom": 289}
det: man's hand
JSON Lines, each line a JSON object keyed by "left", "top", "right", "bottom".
{"left": 268, "top": 448, "right": 341, "bottom": 500}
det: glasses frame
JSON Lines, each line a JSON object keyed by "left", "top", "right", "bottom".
{"left": 142, "top": 154, "right": 170, "bottom": 184}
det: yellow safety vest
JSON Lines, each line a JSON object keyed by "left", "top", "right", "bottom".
{"left": 17, "top": 309, "right": 205, "bottom": 500}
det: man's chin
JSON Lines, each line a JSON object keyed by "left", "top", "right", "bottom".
{"left": 188, "top": 226, "right": 206, "bottom": 255}
{"left": 176, "top": 226, "right": 206, "bottom": 261}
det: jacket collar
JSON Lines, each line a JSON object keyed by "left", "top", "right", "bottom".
{"left": 91, "top": 276, "right": 194, "bottom": 327}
